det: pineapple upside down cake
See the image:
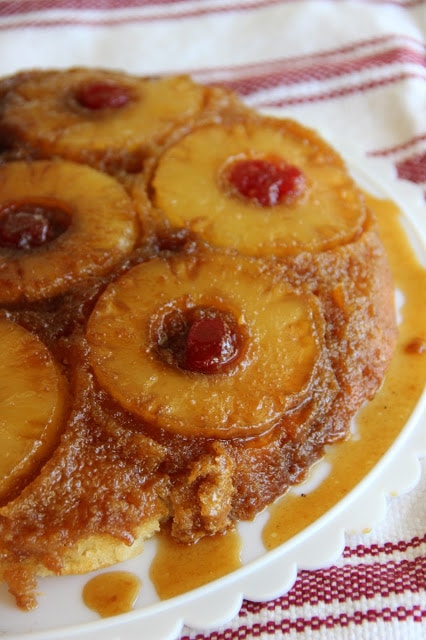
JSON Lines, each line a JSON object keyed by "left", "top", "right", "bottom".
{"left": 0, "top": 67, "right": 397, "bottom": 610}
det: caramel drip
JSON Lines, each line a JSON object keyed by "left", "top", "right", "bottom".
{"left": 82, "top": 571, "right": 141, "bottom": 618}
{"left": 84, "top": 195, "right": 425, "bottom": 610}
{"left": 150, "top": 529, "right": 242, "bottom": 600}
{"left": 149, "top": 195, "right": 426, "bottom": 596}
{"left": 263, "top": 195, "right": 426, "bottom": 548}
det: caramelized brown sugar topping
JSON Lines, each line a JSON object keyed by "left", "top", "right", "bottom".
{"left": 0, "top": 67, "right": 397, "bottom": 611}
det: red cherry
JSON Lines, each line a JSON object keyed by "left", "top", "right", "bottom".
{"left": 0, "top": 204, "right": 69, "bottom": 250}
{"left": 227, "top": 158, "right": 305, "bottom": 207}
{"left": 185, "top": 316, "right": 239, "bottom": 373}
{"left": 74, "top": 81, "right": 131, "bottom": 110}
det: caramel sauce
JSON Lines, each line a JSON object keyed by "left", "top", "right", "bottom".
{"left": 150, "top": 528, "right": 242, "bottom": 599}
{"left": 84, "top": 195, "right": 424, "bottom": 611}
{"left": 82, "top": 571, "right": 141, "bottom": 617}
{"left": 405, "top": 337, "right": 426, "bottom": 355}
{"left": 263, "top": 195, "right": 426, "bottom": 548}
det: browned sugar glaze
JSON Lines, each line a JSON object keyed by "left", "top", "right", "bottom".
{"left": 149, "top": 196, "right": 426, "bottom": 600}
{"left": 0, "top": 68, "right": 397, "bottom": 610}
{"left": 264, "top": 194, "right": 426, "bottom": 548}
{"left": 82, "top": 196, "right": 426, "bottom": 612}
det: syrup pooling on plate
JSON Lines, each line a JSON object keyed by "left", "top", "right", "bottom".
{"left": 150, "top": 529, "right": 242, "bottom": 600}
{"left": 82, "top": 571, "right": 141, "bottom": 617}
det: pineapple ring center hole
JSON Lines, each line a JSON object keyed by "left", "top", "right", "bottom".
{"left": 151, "top": 304, "right": 247, "bottom": 374}
{"left": 220, "top": 155, "right": 306, "bottom": 207}
{"left": 0, "top": 200, "right": 71, "bottom": 250}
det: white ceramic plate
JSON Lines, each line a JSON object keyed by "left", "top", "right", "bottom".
{"left": 1, "top": 147, "right": 425, "bottom": 640}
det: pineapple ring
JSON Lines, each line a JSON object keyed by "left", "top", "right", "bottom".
{"left": 0, "top": 317, "right": 68, "bottom": 504}
{"left": 152, "top": 117, "right": 367, "bottom": 256}
{"left": 0, "top": 69, "right": 212, "bottom": 171}
{"left": 87, "top": 252, "right": 326, "bottom": 439}
{"left": 0, "top": 160, "right": 138, "bottom": 304}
